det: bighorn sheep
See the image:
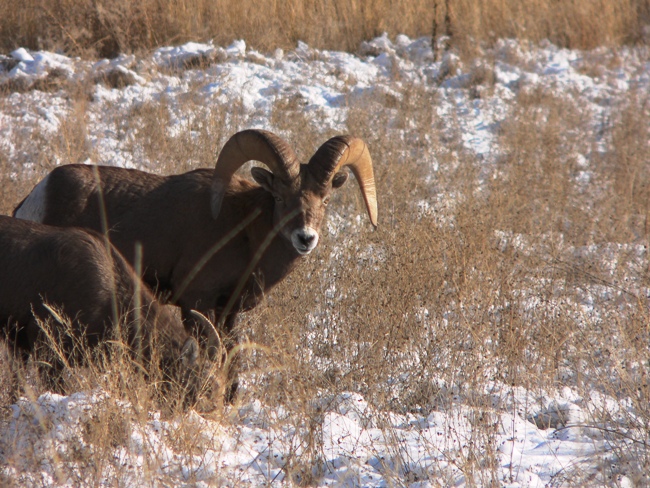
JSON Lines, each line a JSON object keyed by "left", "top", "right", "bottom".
{"left": 13, "top": 129, "right": 378, "bottom": 398}
{"left": 0, "top": 216, "right": 220, "bottom": 402}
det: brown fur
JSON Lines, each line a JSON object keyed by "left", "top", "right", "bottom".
{"left": 0, "top": 216, "right": 203, "bottom": 392}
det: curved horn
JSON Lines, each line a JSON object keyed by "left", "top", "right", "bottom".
{"left": 308, "top": 136, "right": 378, "bottom": 227}
{"left": 211, "top": 129, "right": 299, "bottom": 219}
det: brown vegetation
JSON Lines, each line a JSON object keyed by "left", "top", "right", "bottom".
{"left": 0, "top": 0, "right": 649, "bottom": 58}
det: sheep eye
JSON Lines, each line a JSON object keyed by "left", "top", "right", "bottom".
{"left": 323, "top": 196, "right": 330, "bottom": 206}
{"left": 274, "top": 195, "right": 283, "bottom": 203}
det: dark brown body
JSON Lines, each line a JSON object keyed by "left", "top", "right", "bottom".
{"left": 13, "top": 166, "right": 303, "bottom": 399}
{"left": 0, "top": 215, "right": 198, "bottom": 381}
{"left": 18, "top": 165, "right": 302, "bottom": 327}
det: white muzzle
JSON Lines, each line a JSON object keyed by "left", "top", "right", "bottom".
{"left": 291, "top": 227, "right": 319, "bottom": 255}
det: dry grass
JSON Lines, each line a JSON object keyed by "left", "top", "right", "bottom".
{"left": 238, "top": 72, "right": 650, "bottom": 480}
{"left": 0, "top": 0, "right": 649, "bottom": 58}
{"left": 436, "top": 0, "right": 650, "bottom": 56}
{"left": 0, "top": 305, "right": 221, "bottom": 413}
{"left": 1, "top": 40, "right": 650, "bottom": 484}
{"left": 0, "top": 306, "right": 226, "bottom": 486}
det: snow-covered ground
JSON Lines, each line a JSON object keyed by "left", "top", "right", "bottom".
{"left": 2, "top": 387, "right": 626, "bottom": 487}
{"left": 1, "top": 36, "right": 649, "bottom": 486}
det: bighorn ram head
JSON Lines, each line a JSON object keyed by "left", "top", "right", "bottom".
{"left": 211, "top": 130, "right": 378, "bottom": 255}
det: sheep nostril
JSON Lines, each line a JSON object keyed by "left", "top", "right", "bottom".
{"left": 299, "top": 233, "right": 315, "bottom": 247}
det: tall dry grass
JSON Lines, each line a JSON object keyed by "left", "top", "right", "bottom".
{"left": 0, "top": 308, "right": 226, "bottom": 486}
{"left": 0, "top": 0, "right": 649, "bottom": 57}
{"left": 437, "top": 0, "right": 650, "bottom": 55}
{"left": 237, "top": 70, "right": 650, "bottom": 480}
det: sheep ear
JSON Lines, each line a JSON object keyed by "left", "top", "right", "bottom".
{"left": 180, "top": 337, "right": 199, "bottom": 368}
{"left": 332, "top": 170, "right": 349, "bottom": 189}
{"left": 251, "top": 167, "right": 274, "bottom": 192}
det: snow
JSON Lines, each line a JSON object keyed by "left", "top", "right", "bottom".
{"left": 3, "top": 388, "right": 626, "bottom": 486}
{"left": 1, "top": 34, "right": 649, "bottom": 486}
{"left": 5, "top": 49, "right": 74, "bottom": 84}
